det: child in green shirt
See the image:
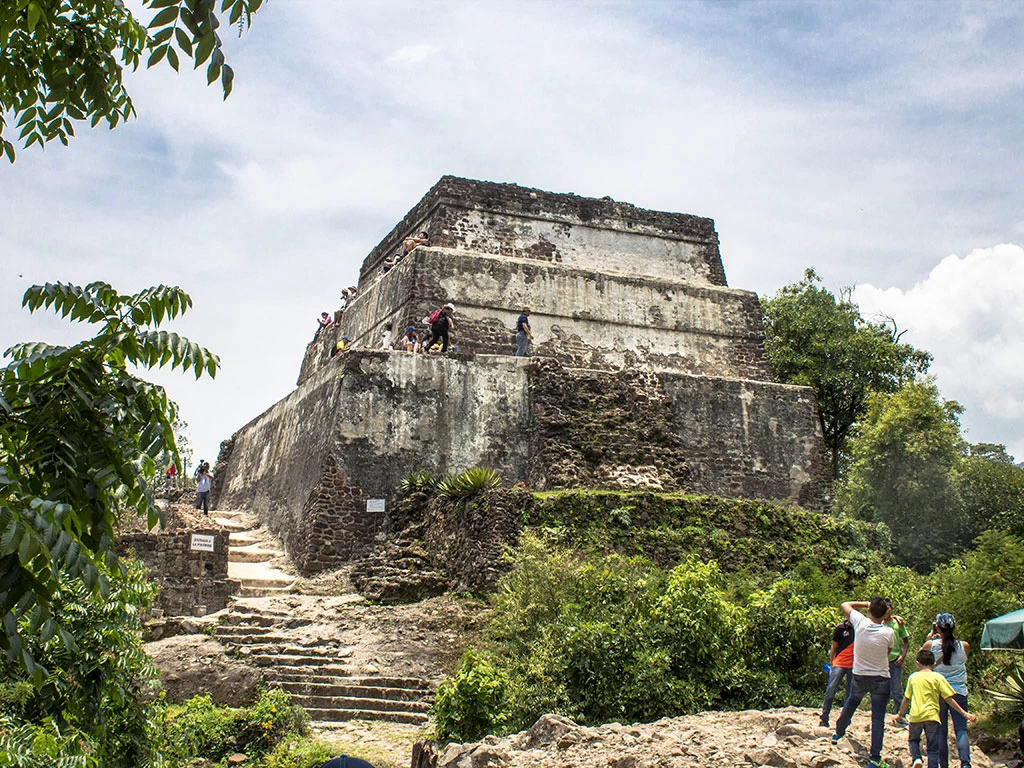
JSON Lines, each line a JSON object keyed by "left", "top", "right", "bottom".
{"left": 891, "top": 649, "right": 976, "bottom": 768}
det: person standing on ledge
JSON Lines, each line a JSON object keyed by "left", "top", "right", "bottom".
{"left": 195, "top": 461, "right": 214, "bottom": 516}
{"left": 515, "top": 306, "right": 534, "bottom": 357}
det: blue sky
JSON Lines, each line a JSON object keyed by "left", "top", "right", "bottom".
{"left": 1, "top": 0, "right": 1022, "bottom": 466}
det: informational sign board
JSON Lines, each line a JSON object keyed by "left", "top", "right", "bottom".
{"left": 366, "top": 498, "right": 386, "bottom": 513}
{"left": 190, "top": 533, "right": 216, "bottom": 552}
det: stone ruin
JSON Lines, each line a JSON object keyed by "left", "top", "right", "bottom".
{"left": 213, "top": 176, "right": 831, "bottom": 574}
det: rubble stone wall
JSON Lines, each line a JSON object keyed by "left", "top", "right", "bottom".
{"left": 302, "top": 249, "right": 768, "bottom": 384}
{"left": 219, "top": 351, "right": 533, "bottom": 573}
{"left": 119, "top": 529, "right": 236, "bottom": 615}
{"left": 359, "top": 176, "right": 725, "bottom": 287}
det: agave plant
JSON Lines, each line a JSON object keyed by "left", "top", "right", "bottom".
{"left": 399, "top": 470, "right": 438, "bottom": 497}
{"left": 436, "top": 467, "right": 503, "bottom": 500}
{"left": 985, "top": 659, "right": 1024, "bottom": 717}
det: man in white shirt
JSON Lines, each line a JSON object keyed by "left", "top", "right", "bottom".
{"left": 832, "top": 597, "right": 895, "bottom": 768}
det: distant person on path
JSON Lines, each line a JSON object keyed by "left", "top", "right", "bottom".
{"left": 423, "top": 303, "right": 455, "bottom": 354}
{"left": 195, "top": 461, "right": 213, "bottom": 516}
{"left": 891, "top": 648, "right": 976, "bottom": 768}
{"left": 164, "top": 462, "right": 177, "bottom": 491}
{"left": 820, "top": 616, "right": 855, "bottom": 727}
{"left": 885, "top": 600, "right": 912, "bottom": 725}
{"left": 831, "top": 597, "right": 895, "bottom": 768}
{"left": 924, "top": 612, "right": 973, "bottom": 768}
{"left": 380, "top": 323, "right": 393, "bottom": 350}
{"left": 515, "top": 306, "right": 534, "bottom": 357}
{"left": 319, "top": 756, "right": 375, "bottom": 768}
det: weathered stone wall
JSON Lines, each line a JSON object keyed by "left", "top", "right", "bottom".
{"left": 301, "top": 248, "right": 768, "bottom": 384}
{"left": 219, "top": 351, "right": 533, "bottom": 573}
{"left": 119, "top": 529, "right": 236, "bottom": 615}
{"left": 529, "top": 360, "right": 831, "bottom": 510}
{"left": 358, "top": 176, "right": 725, "bottom": 287}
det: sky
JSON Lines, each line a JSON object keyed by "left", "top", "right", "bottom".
{"left": 1, "top": 0, "right": 1023, "bottom": 466}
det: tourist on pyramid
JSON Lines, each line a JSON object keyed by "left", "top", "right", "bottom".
{"left": 423, "top": 303, "right": 456, "bottom": 354}
{"left": 402, "top": 326, "right": 419, "bottom": 352}
{"left": 312, "top": 311, "right": 333, "bottom": 343}
{"left": 515, "top": 306, "right": 534, "bottom": 357}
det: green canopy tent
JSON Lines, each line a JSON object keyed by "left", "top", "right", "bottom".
{"left": 981, "top": 608, "right": 1024, "bottom": 651}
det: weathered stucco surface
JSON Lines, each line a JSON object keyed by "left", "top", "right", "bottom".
{"left": 221, "top": 176, "right": 831, "bottom": 575}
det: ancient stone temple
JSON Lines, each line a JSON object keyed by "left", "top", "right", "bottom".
{"left": 214, "top": 176, "right": 830, "bottom": 573}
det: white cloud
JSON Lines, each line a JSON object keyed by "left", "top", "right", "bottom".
{"left": 386, "top": 44, "right": 443, "bottom": 65}
{"left": 854, "top": 244, "right": 1024, "bottom": 459}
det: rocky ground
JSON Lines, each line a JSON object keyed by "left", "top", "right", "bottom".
{"left": 429, "top": 707, "right": 1018, "bottom": 768}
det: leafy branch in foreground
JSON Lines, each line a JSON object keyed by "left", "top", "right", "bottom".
{"left": 0, "top": 281, "right": 218, "bottom": 675}
{"left": 0, "top": 0, "right": 263, "bottom": 162}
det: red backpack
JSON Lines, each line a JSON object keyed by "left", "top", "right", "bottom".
{"left": 429, "top": 307, "right": 444, "bottom": 324}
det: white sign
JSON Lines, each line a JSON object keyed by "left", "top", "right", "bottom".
{"left": 366, "top": 498, "right": 386, "bottom": 513}
{"left": 190, "top": 533, "right": 216, "bottom": 552}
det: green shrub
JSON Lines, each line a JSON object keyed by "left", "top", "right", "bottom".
{"left": 262, "top": 736, "right": 337, "bottom": 768}
{"left": 238, "top": 687, "right": 310, "bottom": 756}
{"left": 163, "top": 694, "right": 241, "bottom": 764}
{"left": 0, "top": 715, "right": 93, "bottom": 768}
{"left": 434, "top": 650, "right": 511, "bottom": 743}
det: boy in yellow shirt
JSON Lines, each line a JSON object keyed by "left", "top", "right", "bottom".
{"left": 891, "top": 649, "right": 976, "bottom": 768}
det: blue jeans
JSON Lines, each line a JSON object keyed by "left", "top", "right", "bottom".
{"left": 821, "top": 665, "right": 853, "bottom": 723}
{"left": 909, "top": 720, "right": 940, "bottom": 768}
{"left": 938, "top": 693, "right": 971, "bottom": 768}
{"left": 835, "top": 674, "right": 890, "bottom": 762}
{"left": 889, "top": 659, "right": 906, "bottom": 711}
{"left": 515, "top": 331, "right": 530, "bottom": 357}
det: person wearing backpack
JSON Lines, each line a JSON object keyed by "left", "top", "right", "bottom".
{"left": 424, "top": 303, "right": 455, "bottom": 353}
{"left": 515, "top": 306, "right": 534, "bottom": 357}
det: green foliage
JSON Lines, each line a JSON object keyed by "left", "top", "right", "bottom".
{"left": 985, "top": 659, "right": 1024, "bottom": 719}
{"left": 529, "top": 490, "right": 885, "bottom": 582}
{"left": 238, "top": 687, "right": 310, "bottom": 755}
{"left": 163, "top": 693, "right": 240, "bottom": 764}
{"left": 262, "top": 737, "right": 338, "bottom": 768}
{"left": 958, "top": 447, "right": 1024, "bottom": 541}
{"left": 438, "top": 535, "right": 854, "bottom": 742}
{"left": 0, "top": 282, "right": 217, "bottom": 671}
{"left": 1, "top": 560, "right": 160, "bottom": 767}
{"left": 0, "top": 0, "right": 262, "bottom": 162}
{"left": 921, "top": 530, "right": 1024, "bottom": 649}
{"left": 761, "top": 268, "right": 931, "bottom": 478}
{"left": 400, "top": 470, "right": 438, "bottom": 496}
{"left": 162, "top": 688, "right": 309, "bottom": 764}
{"left": 433, "top": 650, "right": 511, "bottom": 743}
{"left": 0, "top": 714, "right": 93, "bottom": 768}
{"left": 836, "top": 379, "right": 967, "bottom": 569}
{"left": 436, "top": 467, "right": 503, "bottom": 500}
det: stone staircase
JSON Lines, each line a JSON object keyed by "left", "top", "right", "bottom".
{"left": 212, "top": 510, "right": 434, "bottom": 726}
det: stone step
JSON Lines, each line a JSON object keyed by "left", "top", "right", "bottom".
{"left": 214, "top": 624, "right": 279, "bottom": 637}
{"left": 239, "top": 585, "right": 295, "bottom": 597}
{"left": 290, "top": 694, "right": 430, "bottom": 714}
{"left": 303, "top": 708, "right": 429, "bottom": 726}
{"left": 275, "top": 680, "right": 430, "bottom": 702}
{"left": 266, "top": 671, "right": 430, "bottom": 690}
{"left": 252, "top": 657, "right": 357, "bottom": 673}
{"left": 229, "top": 546, "right": 284, "bottom": 563}
{"left": 219, "top": 612, "right": 292, "bottom": 626}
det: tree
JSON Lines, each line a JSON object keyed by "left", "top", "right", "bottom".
{"left": 835, "top": 379, "right": 966, "bottom": 569}
{"left": 761, "top": 268, "right": 932, "bottom": 479}
{"left": 958, "top": 443, "right": 1024, "bottom": 541}
{"left": 0, "top": 282, "right": 217, "bottom": 672}
{"left": 0, "top": 0, "right": 263, "bottom": 163}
